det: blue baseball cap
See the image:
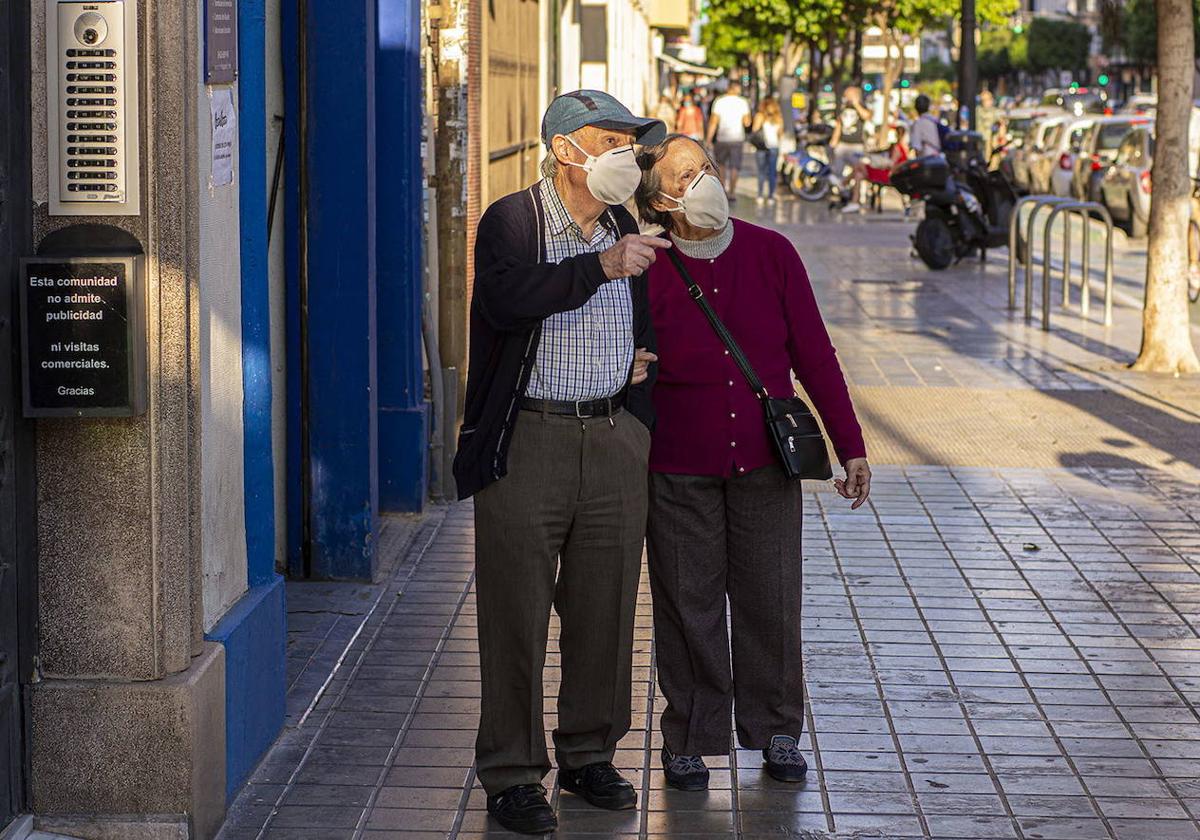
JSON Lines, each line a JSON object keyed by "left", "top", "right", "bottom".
{"left": 540, "top": 90, "right": 667, "bottom": 148}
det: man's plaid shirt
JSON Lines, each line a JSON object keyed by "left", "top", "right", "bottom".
{"left": 525, "top": 178, "right": 634, "bottom": 401}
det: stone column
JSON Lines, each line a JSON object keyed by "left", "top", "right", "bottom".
{"left": 28, "top": 0, "right": 226, "bottom": 837}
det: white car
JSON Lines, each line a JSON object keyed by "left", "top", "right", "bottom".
{"left": 1025, "top": 114, "right": 1072, "bottom": 194}
{"left": 1050, "top": 118, "right": 1095, "bottom": 197}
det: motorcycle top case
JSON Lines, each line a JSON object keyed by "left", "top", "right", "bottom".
{"left": 890, "top": 156, "right": 950, "bottom": 196}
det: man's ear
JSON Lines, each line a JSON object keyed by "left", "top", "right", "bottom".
{"left": 551, "top": 135, "right": 574, "bottom": 165}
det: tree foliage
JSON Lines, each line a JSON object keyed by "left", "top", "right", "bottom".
{"left": 1024, "top": 18, "right": 1091, "bottom": 75}
{"left": 1112, "top": 0, "right": 1200, "bottom": 65}
{"left": 977, "top": 27, "right": 1018, "bottom": 83}
{"left": 701, "top": 0, "right": 1017, "bottom": 89}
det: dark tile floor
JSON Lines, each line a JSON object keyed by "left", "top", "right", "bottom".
{"left": 216, "top": 199, "right": 1200, "bottom": 840}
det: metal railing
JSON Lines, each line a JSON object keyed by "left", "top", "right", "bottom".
{"left": 1007, "top": 195, "right": 1115, "bottom": 331}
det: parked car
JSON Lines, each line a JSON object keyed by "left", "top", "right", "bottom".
{"left": 1100, "top": 124, "right": 1154, "bottom": 238}
{"left": 994, "top": 109, "right": 1047, "bottom": 183}
{"left": 1120, "top": 94, "right": 1157, "bottom": 115}
{"left": 1051, "top": 118, "right": 1095, "bottom": 197}
{"left": 1071, "top": 116, "right": 1151, "bottom": 202}
{"left": 1043, "top": 88, "right": 1107, "bottom": 116}
{"left": 1024, "top": 115, "right": 1072, "bottom": 194}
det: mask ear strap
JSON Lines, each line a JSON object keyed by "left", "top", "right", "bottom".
{"left": 658, "top": 191, "right": 685, "bottom": 211}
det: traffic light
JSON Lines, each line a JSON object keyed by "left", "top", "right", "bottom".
{"left": 900, "top": 79, "right": 911, "bottom": 88}
{"left": 864, "top": 83, "right": 874, "bottom": 92}
{"left": 1098, "top": 74, "right": 1110, "bottom": 85}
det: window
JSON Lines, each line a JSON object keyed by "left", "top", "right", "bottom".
{"left": 1097, "top": 122, "right": 1133, "bottom": 151}
{"left": 579, "top": 6, "right": 607, "bottom": 63}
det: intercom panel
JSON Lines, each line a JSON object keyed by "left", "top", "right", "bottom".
{"left": 47, "top": 0, "right": 141, "bottom": 216}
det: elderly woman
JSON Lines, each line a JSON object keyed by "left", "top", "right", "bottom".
{"left": 633, "top": 135, "right": 872, "bottom": 791}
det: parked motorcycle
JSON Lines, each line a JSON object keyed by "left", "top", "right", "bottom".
{"left": 782, "top": 124, "right": 838, "bottom": 202}
{"left": 891, "top": 131, "right": 1018, "bottom": 270}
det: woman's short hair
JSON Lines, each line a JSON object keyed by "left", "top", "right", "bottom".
{"left": 635, "top": 134, "right": 715, "bottom": 232}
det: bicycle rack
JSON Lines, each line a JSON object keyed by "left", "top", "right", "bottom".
{"left": 1007, "top": 195, "right": 1115, "bottom": 331}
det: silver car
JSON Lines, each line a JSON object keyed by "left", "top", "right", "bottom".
{"left": 1050, "top": 118, "right": 1095, "bottom": 197}
{"left": 1100, "top": 124, "right": 1154, "bottom": 238}
{"left": 1026, "top": 115, "right": 1072, "bottom": 194}
{"left": 1071, "top": 115, "right": 1152, "bottom": 202}
{"left": 1009, "top": 113, "right": 1062, "bottom": 193}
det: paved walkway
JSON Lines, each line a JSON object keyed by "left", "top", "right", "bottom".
{"left": 216, "top": 197, "right": 1200, "bottom": 840}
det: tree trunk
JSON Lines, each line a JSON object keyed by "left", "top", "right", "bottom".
{"left": 1133, "top": 0, "right": 1200, "bottom": 372}
{"left": 807, "top": 41, "right": 822, "bottom": 122}
{"left": 852, "top": 28, "right": 864, "bottom": 87}
{"left": 879, "top": 29, "right": 905, "bottom": 137}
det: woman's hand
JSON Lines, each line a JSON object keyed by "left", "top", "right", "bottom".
{"left": 631, "top": 348, "right": 658, "bottom": 385}
{"left": 834, "top": 458, "right": 872, "bottom": 510}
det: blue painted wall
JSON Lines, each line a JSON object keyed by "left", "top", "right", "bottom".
{"left": 205, "top": 0, "right": 287, "bottom": 802}
{"left": 376, "top": 0, "right": 428, "bottom": 512}
{"left": 206, "top": 578, "right": 287, "bottom": 800}
{"left": 285, "top": 0, "right": 381, "bottom": 580}
{"left": 237, "top": 0, "right": 276, "bottom": 588}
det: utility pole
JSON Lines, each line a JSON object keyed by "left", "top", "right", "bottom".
{"left": 959, "top": 0, "right": 977, "bottom": 130}
{"left": 431, "top": 0, "right": 469, "bottom": 395}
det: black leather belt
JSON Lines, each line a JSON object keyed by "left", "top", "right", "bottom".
{"left": 519, "top": 390, "right": 626, "bottom": 418}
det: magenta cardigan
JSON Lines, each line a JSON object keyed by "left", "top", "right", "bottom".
{"left": 647, "top": 219, "right": 866, "bottom": 477}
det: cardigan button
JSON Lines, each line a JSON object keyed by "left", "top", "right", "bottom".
{"left": 738, "top": 467, "right": 746, "bottom": 473}
{"left": 724, "top": 350, "right": 730, "bottom": 356}
{"left": 730, "top": 412, "right": 736, "bottom": 419}
{"left": 730, "top": 441, "right": 737, "bottom": 448}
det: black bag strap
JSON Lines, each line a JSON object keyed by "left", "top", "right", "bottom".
{"left": 665, "top": 248, "right": 770, "bottom": 401}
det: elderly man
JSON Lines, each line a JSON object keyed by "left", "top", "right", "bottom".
{"left": 453, "top": 90, "right": 667, "bottom": 835}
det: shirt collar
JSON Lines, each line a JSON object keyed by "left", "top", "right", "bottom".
{"left": 540, "top": 178, "right": 616, "bottom": 240}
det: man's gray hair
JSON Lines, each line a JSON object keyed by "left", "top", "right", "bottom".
{"left": 634, "top": 134, "right": 716, "bottom": 231}
{"left": 540, "top": 129, "right": 581, "bottom": 179}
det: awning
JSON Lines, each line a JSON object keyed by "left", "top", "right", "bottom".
{"left": 657, "top": 53, "right": 723, "bottom": 77}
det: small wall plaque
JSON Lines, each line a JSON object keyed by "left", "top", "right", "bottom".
{"left": 19, "top": 255, "right": 147, "bottom": 417}
{"left": 204, "top": 0, "right": 237, "bottom": 84}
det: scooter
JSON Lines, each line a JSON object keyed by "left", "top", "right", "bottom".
{"left": 891, "top": 132, "right": 1017, "bottom": 270}
{"left": 782, "top": 124, "right": 839, "bottom": 202}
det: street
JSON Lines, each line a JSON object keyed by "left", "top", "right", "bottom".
{"left": 215, "top": 196, "right": 1200, "bottom": 840}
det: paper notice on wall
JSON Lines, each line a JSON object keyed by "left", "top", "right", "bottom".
{"left": 210, "top": 88, "right": 236, "bottom": 187}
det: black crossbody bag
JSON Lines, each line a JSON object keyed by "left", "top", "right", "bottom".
{"left": 666, "top": 249, "right": 832, "bottom": 481}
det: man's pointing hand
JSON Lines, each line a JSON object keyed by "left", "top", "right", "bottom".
{"left": 600, "top": 234, "right": 672, "bottom": 279}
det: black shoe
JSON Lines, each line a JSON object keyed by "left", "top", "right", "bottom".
{"left": 762, "top": 734, "right": 809, "bottom": 783}
{"left": 558, "top": 761, "right": 638, "bottom": 810}
{"left": 486, "top": 783, "right": 557, "bottom": 835}
{"left": 662, "top": 747, "right": 709, "bottom": 791}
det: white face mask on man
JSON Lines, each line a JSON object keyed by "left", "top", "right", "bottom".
{"left": 659, "top": 171, "right": 730, "bottom": 230}
{"left": 561, "top": 134, "right": 642, "bottom": 205}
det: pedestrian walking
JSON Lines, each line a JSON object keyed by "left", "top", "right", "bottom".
{"left": 706, "top": 80, "right": 752, "bottom": 199}
{"left": 910, "top": 94, "right": 943, "bottom": 158}
{"left": 654, "top": 93, "right": 678, "bottom": 134}
{"left": 751, "top": 96, "right": 783, "bottom": 200}
{"left": 830, "top": 85, "right": 876, "bottom": 212}
{"left": 676, "top": 93, "right": 706, "bottom": 141}
{"left": 634, "top": 134, "right": 871, "bottom": 792}
{"left": 453, "top": 89, "right": 667, "bottom": 835}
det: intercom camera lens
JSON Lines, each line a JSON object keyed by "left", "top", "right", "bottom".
{"left": 82, "top": 28, "right": 99, "bottom": 44}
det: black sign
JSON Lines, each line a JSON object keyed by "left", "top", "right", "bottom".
{"left": 204, "top": 0, "right": 238, "bottom": 84}
{"left": 19, "top": 257, "right": 146, "bottom": 417}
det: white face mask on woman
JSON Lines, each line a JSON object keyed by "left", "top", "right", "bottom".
{"left": 659, "top": 171, "right": 730, "bottom": 230}
{"left": 562, "top": 134, "right": 642, "bottom": 205}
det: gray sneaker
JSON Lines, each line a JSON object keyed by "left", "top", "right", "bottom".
{"left": 762, "top": 735, "right": 809, "bottom": 782}
{"left": 661, "top": 747, "right": 709, "bottom": 791}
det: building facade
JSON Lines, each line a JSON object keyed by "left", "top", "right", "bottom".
{"left": 2, "top": 0, "right": 428, "bottom": 836}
